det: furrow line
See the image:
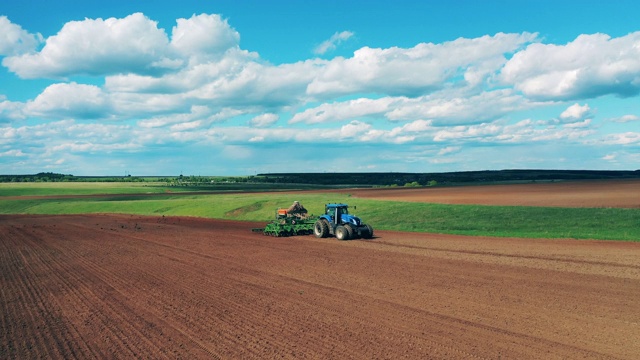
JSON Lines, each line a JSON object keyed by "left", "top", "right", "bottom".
{"left": 64, "top": 225, "right": 289, "bottom": 356}
{"left": 2, "top": 229, "right": 63, "bottom": 359}
{"left": 67, "top": 228, "right": 327, "bottom": 358}
{"left": 91, "top": 222, "right": 631, "bottom": 358}
{"left": 135, "top": 237, "right": 453, "bottom": 357}
{"left": 370, "top": 239, "right": 640, "bottom": 270}
{"left": 142, "top": 246, "right": 330, "bottom": 357}
{"left": 10, "top": 226, "right": 113, "bottom": 359}
{"left": 133, "top": 241, "right": 446, "bottom": 359}
{"left": 241, "top": 266, "right": 613, "bottom": 360}
{"left": 92, "top": 250, "right": 266, "bottom": 358}
{"left": 15, "top": 226, "right": 147, "bottom": 359}
{"left": 320, "top": 281, "right": 610, "bottom": 359}
{"left": 365, "top": 238, "right": 640, "bottom": 328}
{"left": 0, "top": 230, "right": 20, "bottom": 359}
{"left": 45, "top": 229, "right": 220, "bottom": 359}
{"left": 230, "top": 265, "right": 486, "bottom": 359}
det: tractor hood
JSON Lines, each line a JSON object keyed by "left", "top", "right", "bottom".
{"left": 342, "top": 214, "right": 363, "bottom": 227}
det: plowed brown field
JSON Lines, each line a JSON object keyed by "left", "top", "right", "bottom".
{"left": 2, "top": 213, "right": 639, "bottom": 359}
{"left": 346, "top": 179, "right": 640, "bottom": 208}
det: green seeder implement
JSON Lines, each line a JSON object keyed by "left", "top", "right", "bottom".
{"left": 252, "top": 202, "right": 316, "bottom": 237}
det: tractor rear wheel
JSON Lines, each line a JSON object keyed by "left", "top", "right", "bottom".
{"left": 335, "top": 225, "right": 350, "bottom": 240}
{"left": 314, "top": 219, "right": 329, "bottom": 238}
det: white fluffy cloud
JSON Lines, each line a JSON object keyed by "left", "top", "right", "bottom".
{"left": 249, "top": 113, "right": 279, "bottom": 127}
{"left": 307, "top": 32, "right": 538, "bottom": 98}
{"left": 399, "top": 119, "right": 434, "bottom": 133}
{"left": 0, "top": 120, "right": 135, "bottom": 159}
{"left": 5, "top": 14, "right": 633, "bottom": 131}
{"left": 386, "top": 89, "right": 538, "bottom": 125}
{"left": 501, "top": 32, "right": 640, "bottom": 100}
{"left": 290, "top": 89, "right": 541, "bottom": 127}
{"left": 2, "top": 11, "right": 640, "bottom": 174}
{"left": 0, "top": 149, "right": 26, "bottom": 157}
{"left": 340, "top": 120, "right": 371, "bottom": 138}
{"left": 0, "top": 16, "right": 42, "bottom": 56}
{"left": 611, "top": 114, "right": 640, "bottom": 123}
{"left": 600, "top": 132, "right": 640, "bottom": 145}
{"left": 186, "top": 116, "right": 595, "bottom": 147}
{"left": 171, "top": 14, "right": 240, "bottom": 59}
{"left": 289, "top": 97, "right": 394, "bottom": 124}
{"left": 314, "top": 31, "right": 354, "bottom": 55}
{"left": 25, "top": 83, "right": 111, "bottom": 119}
{"left": 186, "top": 60, "right": 317, "bottom": 107}
{"left": 136, "top": 105, "right": 242, "bottom": 129}
{"left": 0, "top": 97, "right": 25, "bottom": 122}
{"left": 560, "top": 103, "right": 591, "bottom": 122}
{"left": 431, "top": 118, "right": 595, "bottom": 144}
{"left": 3, "top": 13, "right": 175, "bottom": 78}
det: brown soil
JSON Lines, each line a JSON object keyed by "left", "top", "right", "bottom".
{"left": 2, "top": 214, "right": 639, "bottom": 359}
{"left": 342, "top": 179, "right": 640, "bottom": 208}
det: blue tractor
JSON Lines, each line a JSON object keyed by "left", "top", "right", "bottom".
{"left": 313, "top": 203, "right": 374, "bottom": 240}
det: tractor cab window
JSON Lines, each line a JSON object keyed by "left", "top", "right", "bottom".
{"left": 327, "top": 206, "right": 348, "bottom": 216}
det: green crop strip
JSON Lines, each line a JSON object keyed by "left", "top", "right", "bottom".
{"left": 1, "top": 190, "right": 638, "bottom": 241}
{"left": 0, "top": 182, "right": 335, "bottom": 197}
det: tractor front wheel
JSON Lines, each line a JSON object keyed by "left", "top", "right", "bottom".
{"left": 344, "top": 224, "right": 355, "bottom": 239}
{"left": 314, "top": 219, "right": 329, "bottom": 238}
{"left": 362, "top": 224, "right": 374, "bottom": 239}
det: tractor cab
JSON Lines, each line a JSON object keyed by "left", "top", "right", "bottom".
{"left": 325, "top": 203, "right": 348, "bottom": 222}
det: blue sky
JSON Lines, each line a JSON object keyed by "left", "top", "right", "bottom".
{"left": 1, "top": 1, "right": 639, "bottom": 176}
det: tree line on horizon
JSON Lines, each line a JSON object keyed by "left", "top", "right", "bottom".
{"left": 256, "top": 170, "right": 640, "bottom": 186}
{"left": 2, "top": 170, "right": 639, "bottom": 186}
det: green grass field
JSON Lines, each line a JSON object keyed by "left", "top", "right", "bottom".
{"left": 1, "top": 183, "right": 639, "bottom": 241}
{"left": 0, "top": 182, "right": 180, "bottom": 196}
{"left": 0, "top": 181, "right": 337, "bottom": 197}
